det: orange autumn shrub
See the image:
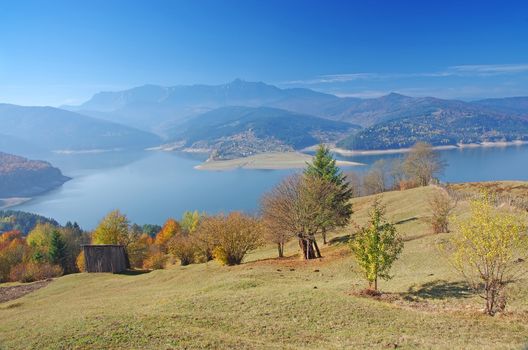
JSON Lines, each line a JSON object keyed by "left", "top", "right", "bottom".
{"left": 9, "top": 262, "right": 63, "bottom": 282}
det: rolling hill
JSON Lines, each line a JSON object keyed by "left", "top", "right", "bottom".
{"left": 0, "top": 104, "right": 161, "bottom": 155}
{"left": 165, "top": 106, "right": 359, "bottom": 159}
{"left": 1, "top": 185, "right": 527, "bottom": 349}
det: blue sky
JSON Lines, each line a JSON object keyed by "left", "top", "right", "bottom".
{"left": 1, "top": 0, "right": 528, "bottom": 106}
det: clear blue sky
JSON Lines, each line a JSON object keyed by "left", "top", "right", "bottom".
{"left": 1, "top": 0, "right": 528, "bottom": 105}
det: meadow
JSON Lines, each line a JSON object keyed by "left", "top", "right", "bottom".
{"left": 0, "top": 186, "right": 527, "bottom": 349}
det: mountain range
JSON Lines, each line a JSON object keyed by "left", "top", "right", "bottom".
{"left": 63, "top": 80, "right": 528, "bottom": 154}
{"left": 2, "top": 80, "right": 528, "bottom": 160}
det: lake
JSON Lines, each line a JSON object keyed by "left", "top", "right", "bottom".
{"left": 13, "top": 144, "right": 528, "bottom": 229}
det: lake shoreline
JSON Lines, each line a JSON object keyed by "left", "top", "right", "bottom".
{"left": 329, "top": 140, "right": 528, "bottom": 156}
{"left": 195, "top": 152, "right": 364, "bottom": 171}
{"left": 0, "top": 197, "right": 32, "bottom": 210}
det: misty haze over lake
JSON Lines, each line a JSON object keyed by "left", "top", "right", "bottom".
{"left": 13, "top": 145, "right": 528, "bottom": 229}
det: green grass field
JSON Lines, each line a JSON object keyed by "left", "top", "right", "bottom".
{"left": 1, "top": 186, "right": 527, "bottom": 349}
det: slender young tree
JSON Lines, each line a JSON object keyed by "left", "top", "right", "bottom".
{"left": 428, "top": 189, "right": 457, "bottom": 233}
{"left": 304, "top": 144, "right": 353, "bottom": 243}
{"left": 350, "top": 197, "right": 403, "bottom": 292}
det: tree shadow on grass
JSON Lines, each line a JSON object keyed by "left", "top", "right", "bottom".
{"left": 328, "top": 234, "right": 352, "bottom": 245}
{"left": 394, "top": 217, "right": 419, "bottom": 225}
{"left": 403, "top": 280, "right": 474, "bottom": 301}
{"left": 120, "top": 269, "right": 152, "bottom": 276}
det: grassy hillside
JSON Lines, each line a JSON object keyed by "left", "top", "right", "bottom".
{"left": 1, "top": 186, "right": 527, "bottom": 349}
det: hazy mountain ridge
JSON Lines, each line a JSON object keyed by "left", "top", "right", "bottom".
{"left": 473, "top": 96, "right": 528, "bottom": 115}
{"left": 66, "top": 80, "right": 528, "bottom": 152}
{"left": 0, "top": 104, "right": 161, "bottom": 155}
{"left": 0, "top": 152, "right": 70, "bottom": 198}
{"left": 64, "top": 80, "right": 344, "bottom": 132}
{"left": 166, "top": 106, "right": 359, "bottom": 160}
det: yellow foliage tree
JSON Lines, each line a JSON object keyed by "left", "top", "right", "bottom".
{"left": 76, "top": 251, "right": 85, "bottom": 272}
{"left": 26, "top": 223, "right": 57, "bottom": 260}
{"left": 91, "top": 210, "right": 130, "bottom": 246}
{"left": 199, "top": 212, "right": 263, "bottom": 265}
{"left": 447, "top": 195, "right": 528, "bottom": 315}
{"left": 155, "top": 218, "right": 181, "bottom": 249}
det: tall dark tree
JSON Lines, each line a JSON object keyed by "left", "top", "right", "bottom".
{"left": 304, "top": 144, "right": 353, "bottom": 243}
{"left": 48, "top": 229, "right": 67, "bottom": 269}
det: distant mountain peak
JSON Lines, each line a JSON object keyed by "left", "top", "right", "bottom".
{"left": 382, "top": 92, "right": 411, "bottom": 100}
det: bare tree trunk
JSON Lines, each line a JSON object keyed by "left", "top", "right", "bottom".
{"left": 298, "top": 236, "right": 316, "bottom": 259}
{"left": 313, "top": 239, "right": 322, "bottom": 258}
{"left": 277, "top": 242, "right": 284, "bottom": 258}
{"left": 485, "top": 282, "right": 496, "bottom": 315}
{"left": 322, "top": 228, "right": 327, "bottom": 244}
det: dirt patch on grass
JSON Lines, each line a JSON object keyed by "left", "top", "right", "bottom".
{"left": 0, "top": 279, "right": 52, "bottom": 303}
{"left": 248, "top": 245, "right": 350, "bottom": 269}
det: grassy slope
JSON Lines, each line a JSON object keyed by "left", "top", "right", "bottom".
{"left": 1, "top": 186, "right": 527, "bottom": 349}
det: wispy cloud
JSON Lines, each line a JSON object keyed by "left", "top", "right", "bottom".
{"left": 281, "top": 63, "right": 528, "bottom": 85}
{"left": 448, "top": 64, "right": 528, "bottom": 75}
{"left": 282, "top": 73, "right": 378, "bottom": 84}
{"left": 332, "top": 90, "right": 391, "bottom": 98}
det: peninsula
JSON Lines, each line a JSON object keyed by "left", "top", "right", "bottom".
{"left": 195, "top": 152, "right": 364, "bottom": 171}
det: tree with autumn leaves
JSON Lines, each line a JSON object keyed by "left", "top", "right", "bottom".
{"left": 0, "top": 221, "right": 89, "bottom": 282}
{"left": 349, "top": 197, "right": 403, "bottom": 292}
{"left": 261, "top": 144, "right": 353, "bottom": 259}
{"left": 444, "top": 195, "right": 528, "bottom": 315}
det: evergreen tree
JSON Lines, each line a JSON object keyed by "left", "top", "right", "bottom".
{"left": 304, "top": 144, "right": 353, "bottom": 243}
{"left": 48, "top": 229, "right": 67, "bottom": 269}
{"left": 305, "top": 144, "right": 341, "bottom": 182}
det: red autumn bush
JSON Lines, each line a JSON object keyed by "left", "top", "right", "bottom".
{"left": 9, "top": 262, "right": 63, "bottom": 282}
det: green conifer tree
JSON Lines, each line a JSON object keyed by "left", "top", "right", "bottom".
{"left": 304, "top": 144, "right": 353, "bottom": 243}
{"left": 48, "top": 229, "right": 67, "bottom": 269}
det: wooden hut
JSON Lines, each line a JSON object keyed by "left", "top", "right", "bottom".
{"left": 82, "top": 245, "right": 130, "bottom": 273}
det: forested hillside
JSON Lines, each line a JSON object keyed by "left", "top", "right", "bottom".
{"left": 0, "top": 152, "right": 70, "bottom": 198}
{"left": 167, "top": 106, "right": 359, "bottom": 159}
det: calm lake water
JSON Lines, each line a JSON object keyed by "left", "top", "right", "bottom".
{"left": 13, "top": 145, "right": 528, "bottom": 229}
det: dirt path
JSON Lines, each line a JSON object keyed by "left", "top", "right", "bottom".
{"left": 0, "top": 280, "right": 52, "bottom": 303}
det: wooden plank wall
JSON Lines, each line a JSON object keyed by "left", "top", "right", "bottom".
{"left": 83, "top": 245, "right": 130, "bottom": 273}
